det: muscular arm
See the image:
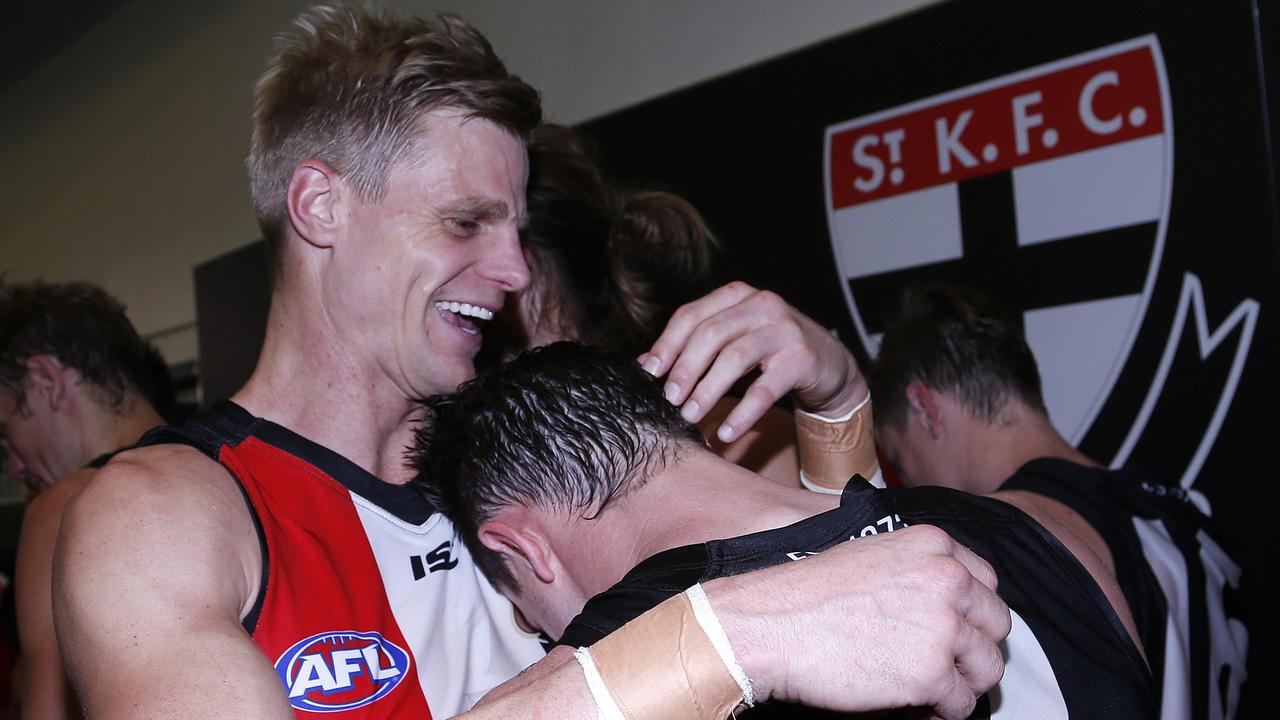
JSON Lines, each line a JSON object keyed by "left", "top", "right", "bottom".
{"left": 52, "top": 445, "right": 291, "bottom": 719}
{"left": 14, "top": 469, "right": 92, "bottom": 720}
{"left": 466, "top": 526, "right": 1009, "bottom": 720}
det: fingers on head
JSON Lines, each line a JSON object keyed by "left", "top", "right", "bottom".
{"left": 647, "top": 282, "right": 758, "bottom": 370}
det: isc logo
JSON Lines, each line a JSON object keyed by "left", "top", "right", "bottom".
{"left": 274, "top": 630, "right": 411, "bottom": 713}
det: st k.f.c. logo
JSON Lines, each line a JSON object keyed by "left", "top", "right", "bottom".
{"left": 824, "top": 35, "right": 1173, "bottom": 447}
{"left": 823, "top": 34, "right": 1259, "bottom": 501}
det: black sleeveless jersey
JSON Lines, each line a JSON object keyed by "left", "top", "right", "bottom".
{"left": 559, "top": 477, "right": 1156, "bottom": 719}
{"left": 1002, "top": 459, "right": 1247, "bottom": 720}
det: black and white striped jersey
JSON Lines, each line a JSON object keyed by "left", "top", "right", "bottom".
{"left": 1002, "top": 458, "right": 1247, "bottom": 720}
{"left": 559, "top": 477, "right": 1156, "bottom": 718}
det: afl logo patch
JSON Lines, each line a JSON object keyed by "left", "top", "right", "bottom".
{"left": 274, "top": 630, "right": 411, "bottom": 713}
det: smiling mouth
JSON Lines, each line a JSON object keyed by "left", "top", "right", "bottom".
{"left": 435, "top": 301, "right": 495, "bottom": 335}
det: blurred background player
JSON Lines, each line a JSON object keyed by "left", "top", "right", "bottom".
{"left": 1, "top": 279, "right": 173, "bottom": 719}
{"left": 869, "top": 284, "right": 1248, "bottom": 720}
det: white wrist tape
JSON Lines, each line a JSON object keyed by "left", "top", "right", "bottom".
{"left": 575, "top": 646, "right": 626, "bottom": 720}
{"left": 685, "top": 584, "right": 755, "bottom": 707}
{"left": 799, "top": 469, "right": 846, "bottom": 495}
{"left": 797, "top": 390, "right": 871, "bottom": 423}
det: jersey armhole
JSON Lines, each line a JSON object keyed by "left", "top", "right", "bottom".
{"left": 226, "top": 471, "right": 270, "bottom": 635}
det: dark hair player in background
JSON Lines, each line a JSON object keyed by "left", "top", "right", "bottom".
{"left": 869, "top": 285, "right": 1248, "bottom": 719}
{"left": 1, "top": 279, "right": 172, "bottom": 720}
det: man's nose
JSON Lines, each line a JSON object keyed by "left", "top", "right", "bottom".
{"left": 483, "top": 227, "right": 531, "bottom": 292}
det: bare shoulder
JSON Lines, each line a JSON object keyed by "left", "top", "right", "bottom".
{"left": 18, "top": 469, "right": 94, "bottom": 571}
{"left": 25, "top": 467, "right": 95, "bottom": 528}
{"left": 990, "top": 489, "right": 1144, "bottom": 657}
{"left": 990, "top": 489, "right": 1115, "bottom": 575}
{"left": 53, "top": 444, "right": 285, "bottom": 718}
{"left": 56, "top": 442, "right": 261, "bottom": 621}
{"left": 69, "top": 443, "right": 251, "bottom": 534}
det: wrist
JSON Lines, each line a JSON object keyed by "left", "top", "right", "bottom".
{"left": 795, "top": 390, "right": 880, "bottom": 491}
{"left": 700, "top": 575, "right": 778, "bottom": 703}
{"left": 804, "top": 370, "right": 869, "bottom": 420}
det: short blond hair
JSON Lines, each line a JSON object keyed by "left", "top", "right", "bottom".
{"left": 247, "top": 4, "right": 541, "bottom": 278}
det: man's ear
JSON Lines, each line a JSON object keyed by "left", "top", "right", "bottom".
{"left": 285, "top": 161, "right": 345, "bottom": 249}
{"left": 904, "top": 381, "right": 945, "bottom": 441}
{"left": 23, "top": 356, "right": 69, "bottom": 412}
{"left": 477, "top": 518, "right": 557, "bottom": 585}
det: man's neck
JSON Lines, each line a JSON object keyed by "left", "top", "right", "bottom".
{"left": 231, "top": 291, "right": 423, "bottom": 485}
{"left": 959, "top": 404, "right": 1099, "bottom": 493}
{"left": 553, "top": 447, "right": 840, "bottom": 597}
{"left": 76, "top": 393, "right": 166, "bottom": 468}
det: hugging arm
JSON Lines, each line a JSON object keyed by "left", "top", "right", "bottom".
{"left": 467, "top": 525, "right": 1009, "bottom": 720}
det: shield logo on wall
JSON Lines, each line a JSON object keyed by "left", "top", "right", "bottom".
{"left": 824, "top": 35, "right": 1173, "bottom": 444}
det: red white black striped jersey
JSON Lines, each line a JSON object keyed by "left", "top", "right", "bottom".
{"left": 139, "top": 402, "right": 545, "bottom": 718}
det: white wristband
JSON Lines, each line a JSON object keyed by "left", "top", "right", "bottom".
{"left": 797, "top": 390, "right": 871, "bottom": 423}
{"left": 574, "top": 647, "right": 626, "bottom": 720}
{"left": 799, "top": 469, "right": 845, "bottom": 495}
{"left": 684, "top": 584, "right": 755, "bottom": 707}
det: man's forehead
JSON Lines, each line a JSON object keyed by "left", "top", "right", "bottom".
{"left": 399, "top": 112, "right": 528, "bottom": 205}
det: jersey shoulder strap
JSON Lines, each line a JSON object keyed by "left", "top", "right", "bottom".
{"left": 135, "top": 400, "right": 261, "bottom": 459}
{"left": 134, "top": 401, "right": 270, "bottom": 634}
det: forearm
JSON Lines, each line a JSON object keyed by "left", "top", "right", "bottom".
{"left": 465, "top": 592, "right": 748, "bottom": 720}
{"left": 471, "top": 527, "right": 1008, "bottom": 720}
{"left": 458, "top": 651, "right": 595, "bottom": 720}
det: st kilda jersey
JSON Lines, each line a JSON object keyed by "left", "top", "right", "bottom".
{"left": 138, "top": 402, "right": 545, "bottom": 717}
{"left": 558, "top": 477, "right": 1156, "bottom": 719}
{"left": 1001, "top": 459, "right": 1248, "bottom": 720}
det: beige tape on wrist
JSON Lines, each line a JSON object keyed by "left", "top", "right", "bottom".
{"left": 585, "top": 589, "right": 748, "bottom": 720}
{"left": 795, "top": 393, "right": 879, "bottom": 492}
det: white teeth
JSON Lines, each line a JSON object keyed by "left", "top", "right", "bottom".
{"left": 434, "top": 301, "right": 494, "bottom": 321}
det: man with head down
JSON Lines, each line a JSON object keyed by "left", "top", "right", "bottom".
{"left": 53, "top": 6, "right": 1009, "bottom": 719}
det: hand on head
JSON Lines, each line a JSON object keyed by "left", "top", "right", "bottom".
{"left": 639, "top": 281, "right": 868, "bottom": 443}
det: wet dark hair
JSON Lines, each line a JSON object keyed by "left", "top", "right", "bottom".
{"left": 0, "top": 279, "right": 175, "bottom": 418}
{"left": 516, "top": 124, "right": 724, "bottom": 357}
{"left": 870, "top": 285, "right": 1046, "bottom": 431}
{"left": 411, "top": 341, "right": 705, "bottom": 592}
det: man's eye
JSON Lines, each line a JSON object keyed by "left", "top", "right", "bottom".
{"left": 448, "top": 218, "right": 481, "bottom": 236}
